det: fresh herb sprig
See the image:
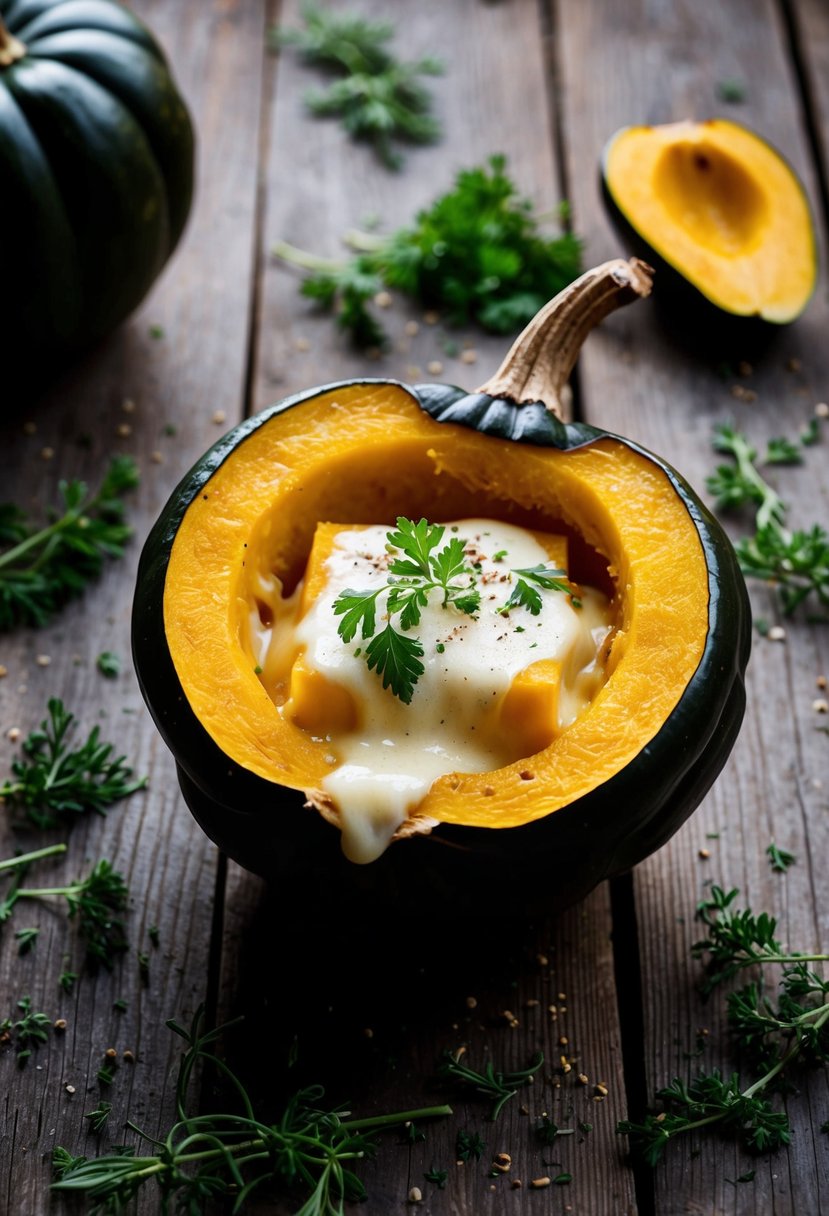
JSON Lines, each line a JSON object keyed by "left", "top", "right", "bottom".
{"left": 1, "top": 994, "right": 52, "bottom": 1066}
{"left": 272, "top": 3, "right": 442, "bottom": 169}
{"left": 437, "top": 1047, "right": 544, "bottom": 1121}
{"left": 334, "top": 517, "right": 480, "bottom": 703}
{"left": 500, "top": 564, "right": 580, "bottom": 614}
{"left": 0, "top": 848, "right": 129, "bottom": 968}
{"left": 0, "top": 698, "right": 146, "bottom": 829}
{"left": 52, "top": 1006, "right": 452, "bottom": 1213}
{"left": 707, "top": 423, "right": 828, "bottom": 614}
{"left": 275, "top": 155, "right": 581, "bottom": 346}
{"left": 618, "top": 887, "right": 829, "bottom": 1164}
{"left": 0, "top": 455, "right": 139, "bottom": 630}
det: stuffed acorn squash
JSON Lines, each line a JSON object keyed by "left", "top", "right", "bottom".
{"left": 132, "top": 260, "right": 751, "bottom": 915}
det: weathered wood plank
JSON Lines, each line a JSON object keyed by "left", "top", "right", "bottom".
{"left": 216, "top": 1, "right": 636, "bottom": 1212}
{"left": 556, "top": 0, "right": 829, "bottom": 1211}
{"left": 0, "top": 1, "right": 266, "bottom": 1211}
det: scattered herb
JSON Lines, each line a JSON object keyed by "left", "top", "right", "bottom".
{"left": 554, "top": 1172, "right": 573, "bottom": 1185}
{"left": 113, "top": 998, "right": 128, "bottom": 1013}
{"left": 83, "top": 1101, "right": 113, "bottom": 1133}
{"left": 455, "top": 1128, "right": 486, "bottom": 1161}
{"left": 272, "top": 3, "right": 442, "bottom": 169}
{"left": 148, "top": 924, "right": 160, "bottom": 947}
{"left": 137, "top": 951, "right": 150, "bottom": 980}
{"left": 1, "top": 850, "right": 129, "bottom": 969}
{"left": 726, "top": 1169, "right": 756, "bottom": 1185}
{"left": 275, "top": 155, "right": 581, "bottom": 346}
{"left": 708, "top": 423, "right": 829, "bottom": 614}
{"left": 15, "top": 927, "right": 39, "bottom": 955}
{"left": 148, "top": 323, "right": 165, "bottom": 340}
{"left": 404, "top": 1120, "right": 426, "bottom": 1144}
{"left": 97, "top": 1063, "right": 116, "bottom": 1087}
{"left": 0, "top": 698, "right": 146, "bottom": 829}
{"left": 535, "top": 1116, "right": 574, "bottom": 1145}
{"left": 424, "top": 1166, "right": 448, "bottom": 1189}
{"left": 3, "top": 995, "right": 51, "bottom": 1065}
{"left": 97, "top": 651, "right": 121, "bottom": 679}
{"left": 52, "top": 1006, "right": 451, "bottom": 1212}
{"left": 619, "top": 887, "right": 829, "bottom": 1163}
{"left": 766, "top": 842, "right": 795, "bottom": 873}
{"left": 59, "top": 970, "right": 78, "bottom": 994}
{"left": 0, "top": 456, "right": 139, "bottom": 630}
{"left": 438, "top": 1047, "right": 544, "bottom": 1120}
{"left": 716, "top": 77, "right": 746, "bottom": 103}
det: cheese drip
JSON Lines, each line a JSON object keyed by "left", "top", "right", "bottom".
{"left": 254, "top": 520, "right": 612, "bottom": 864}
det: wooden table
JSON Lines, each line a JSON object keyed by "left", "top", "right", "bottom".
{"left": 2, "top": 1, "right": 828, "bottom": 1212}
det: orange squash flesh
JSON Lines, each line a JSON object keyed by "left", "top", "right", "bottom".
{"left": 164, "top": 381, "right": 708, "bottom": 833}
{"left": 604, "top": 119, "right": 816, "bottom": 322}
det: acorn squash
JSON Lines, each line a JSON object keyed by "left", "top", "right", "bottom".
{"left": 132, "top": 260, "right": 751, "bottom": 915}
{"left": 601, "top": 119, "right": 817, "bottom": 326}
{"left": 0, "top": 0, "right": 194, "bottom": 396}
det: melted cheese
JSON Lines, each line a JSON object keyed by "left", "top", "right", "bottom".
{"left": 251, "top": 520, "right": 612, "bottom": 864}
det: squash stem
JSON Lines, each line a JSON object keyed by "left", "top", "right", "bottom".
{"left": 476, "top": 258, "right": 653, "bottom": 419}
{"left": 0, "top": 17, "right": 26, "bottom": 67}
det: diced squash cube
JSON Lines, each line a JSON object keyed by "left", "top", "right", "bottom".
{"left": 499, "top": 659, "right": 562, "bottom": 756}
{"left": 287, "top": 652, "right": 357, "bottom": 733}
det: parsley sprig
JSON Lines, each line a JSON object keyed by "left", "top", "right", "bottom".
{"left": 272, "top": 3, "right": 442, "bottom": 169}
{"left": 275, "top": 155, "right": 582, "bottom": 347}
{"left": 0, "top": 455, "right": 139, "bottom": 630}
{"left": 708, "top": 422, "right": 828, "bottom": 614}
{"left": 501, "top": 564, "right": 580, "bottom": 614}
{"left": 0, "top": 698, "right": 147, "bottom": 829}
{"left": 52, "top": 1006, "right": 451, "bottom": 1212}
{"left": 1, "top": 995, "right": 52, "bottom": 1066}
{"left": 334, "top": 518, "right": 480, "bottom": 703}
{"left": 618, "top": 886, "right": 829, "bottom": 1164}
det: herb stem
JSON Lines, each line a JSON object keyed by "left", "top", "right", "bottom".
{"left": 0, "top": 843, "right": 67, "bottom": 873}
{"left": 272, "top": 239, "right": 344, "bottom": 274}
{"left": 343, "top": 1104, "right": 453, "bottom": 1131}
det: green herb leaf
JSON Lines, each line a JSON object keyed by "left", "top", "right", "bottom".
{"left": 97, "top": 652, "right": 121, "bottom": 679}
{"left": 272, "top": 3, "right": 442, "bottom": 169}
{"left": 766, "top": 842, "right": 796, "bottom": 873}
{"left": 0, "top": 698, "right": 146, "bottom": 829}
{"left": 365, "top": 624, "right": 425, "bottom": 705}
{"left": 0, "top": 457, "right": 139, "bottom": 630}
{"left": 276, "top": 155, "right": 581, "bottom": 346}
{"left": 438, "top": 1048, "right": 544, "bottom": 1121}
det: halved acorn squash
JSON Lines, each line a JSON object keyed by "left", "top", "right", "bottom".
{"left": 602, "top": 120, "right": 817, "bottom": 325}
{"left": 132, "top": 261, "right": 751, "bottom": 915}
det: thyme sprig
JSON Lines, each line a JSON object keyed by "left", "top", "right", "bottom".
{"left": 618, "top": 887, "right": 829, "bottom": 1164}
{"left": 707, "top": 422, "right": 828, "bottom": 614}
{"left": 0, "top": 698, "right": 147, "bottom": 829}
{"left": 52, "top": 1006, "right": 452, "bottom": 1213}
{"left": 437, "top": 1047, "right": 544, "bottom": 1121}
{"left": 0, "top": 455, "right": 139, "bottom": 630}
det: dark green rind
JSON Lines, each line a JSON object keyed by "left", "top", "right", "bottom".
{"left": 133, "top": 379, "right": 751, "bottom": 918}
{"left": 599, "top": 126, "right": 818, "bottom": 347}
{"left": 0, "top": 0, "right": 193, "bottom": 398}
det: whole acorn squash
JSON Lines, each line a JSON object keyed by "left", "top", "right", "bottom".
{"left": 133, "top": 260, "right": 751, "bottom": 916}
{"left": 0, "top": 0, "right": 194, "bottom": 394}
{"left": 601, "top": 119, "right": 817, "bottom": 329}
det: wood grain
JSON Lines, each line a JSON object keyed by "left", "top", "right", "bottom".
{"left": 0, "top": 1, "right": 266, "bottom": 1211}
{"left": 555, "top": 0, "right": 829, "bottom": 1211}
{"left": 216, "top": 0, "right": 636, "bottom": 1212}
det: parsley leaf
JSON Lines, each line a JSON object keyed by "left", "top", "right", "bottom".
{"left": 501, "top": 564, "right": 576, "bottom": 615}
{"left": 364, "top": 624, "right": 424, "bottom": 705}
{"left": 333, "top": 517, "right": 478, "bottom": 702}
{"left": 275, "top": 155, "right": 581, "bottom": 346}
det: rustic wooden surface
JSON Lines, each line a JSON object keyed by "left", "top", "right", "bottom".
{"left": 0, "top": 0, "right": 827, "bottom": 1213}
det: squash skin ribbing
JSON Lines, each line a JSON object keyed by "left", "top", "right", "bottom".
{"left": 132, "top": 375, "right": 750, "bottom": 917}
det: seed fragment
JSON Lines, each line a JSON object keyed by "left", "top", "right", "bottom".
{"left": 427, "top": 360, "right": 444, "bottom": 375}
{"left": 768, "top": 625, "right": 786, "bottom": 642}
{"left": 53, "top": 1019, "right": 67, "bottom": 1032}
{"left": 408, "top": 1186, "right": 422, "bottom": 1202}
{"left": 531, "top": 1176, "right": 551, "bottom": 1189}
{"left": 812, "top": 699, "right": 828, "bottom": 714}
{"left": 698, "top": 848, "right": 710, "bottom": 860}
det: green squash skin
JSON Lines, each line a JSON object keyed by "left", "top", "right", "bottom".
{"left": 132, "top": 379, "right": 751, "bottom": 917}
{"left": 599, "top": 127, "right": 818, "bottom": 349}
{"left": 0, "top": 0, "right": 194, "bottom": 397}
